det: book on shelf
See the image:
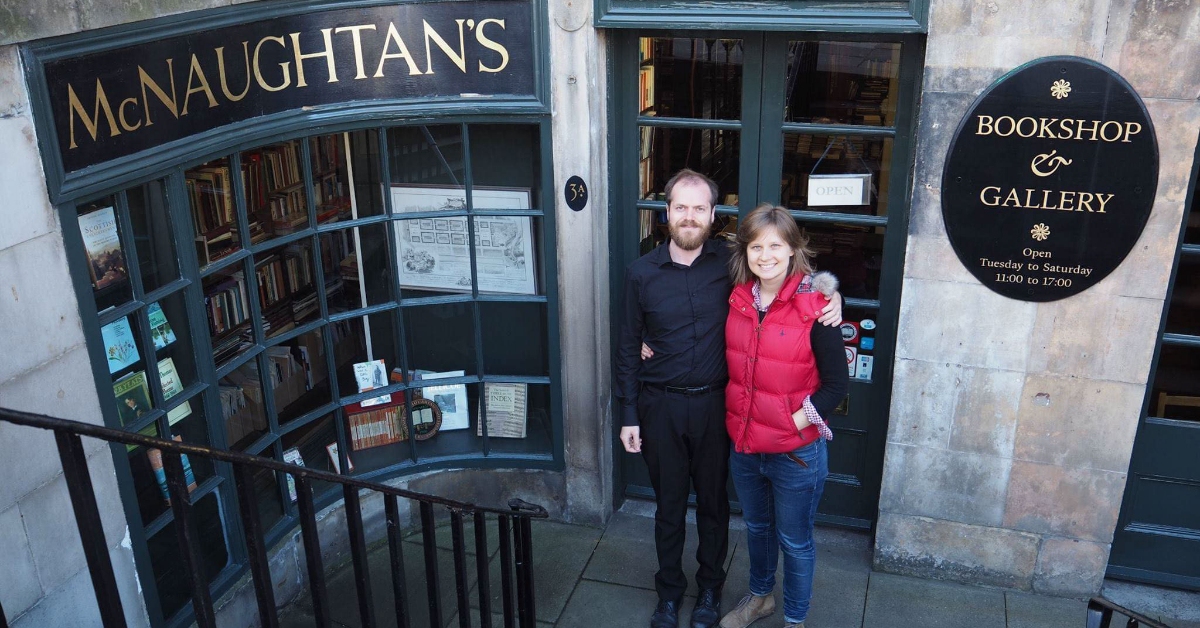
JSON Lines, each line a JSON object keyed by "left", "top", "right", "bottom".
{"left": 78, "top": 205, "right": 128, "bottom": 290}
{"left": 326, "top": 442, "right": 354, "bottom": 474}
{"left": 113, "top": 369, "right": 151, "bottom": 426}
{"left": 345, "top": 396, "right": 407, "bottom": 450}
{"left": 148, "top": 302, "right": 177, "bottom": 350}
{"left": 146, "top": 435, "right": 198, "bottom": 504}
{"left": 220, "top": 364, "right": 267, "bottom": 445}
{"left": 353, "top": 359, "right": 391, "bottom": 407}
{"left": 478, "top": 382, "right": 528, "bottom": 439}
{"left": 157, "top": 356, "right": 192, "bottom": 425}
{"left": 101, "top": 316, "right": 140, "bottom": 374}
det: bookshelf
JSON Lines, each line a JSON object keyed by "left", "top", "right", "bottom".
{"left": 185, "top": 158, "right": 243, "bottom": 266}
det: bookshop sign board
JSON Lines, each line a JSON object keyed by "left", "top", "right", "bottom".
{"left": 941, "top": 56, "right": 1158, "bottom": 302}
{"left": 39, "top": 0, "right": 536, "bottom": 173}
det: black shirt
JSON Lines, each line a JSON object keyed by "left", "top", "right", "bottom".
{"left": 615, "top": 240, "right": 734, "bottom": 427}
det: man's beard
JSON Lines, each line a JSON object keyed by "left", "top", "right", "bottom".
{"left": 669, "top": 220, "right": 708, "bottom": 251}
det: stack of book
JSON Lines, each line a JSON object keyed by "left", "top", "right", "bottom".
{"left": 220, "top": 364, "right": 266, "bottom": 445}
{"left": 345, "top": 397, "right": 407, "bottom": 450}
{"left": 187, "top": 163, "right": 239, "bottom": 264}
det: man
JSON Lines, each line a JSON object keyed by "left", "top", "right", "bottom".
{"left": 615, "top": 170, "right": 842, "bottom": 628}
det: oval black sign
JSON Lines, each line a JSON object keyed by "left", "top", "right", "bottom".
{"left": 565, "top": 175, "right": 588, "bottom": 211}
{"left": 942, "top": 56, "right": 1158, "bottom": 301}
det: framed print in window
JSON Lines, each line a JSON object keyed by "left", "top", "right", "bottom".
{"left": 408, "top": 397, "right": 443, "bottom": 441}
{"left": 391, "top": 185, "right": 536, "bottom": 295}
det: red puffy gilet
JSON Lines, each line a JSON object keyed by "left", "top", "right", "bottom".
{"left": 724, "top": 274, "right": 829, "bottom": 454}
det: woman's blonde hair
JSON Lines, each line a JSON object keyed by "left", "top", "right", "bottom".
{"left": 728, "top": 203, "right": 815, "bottom": 285}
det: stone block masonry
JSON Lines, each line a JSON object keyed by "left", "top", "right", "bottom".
{"left": 875, "top": 0, "right": 1200, "bottom": 598}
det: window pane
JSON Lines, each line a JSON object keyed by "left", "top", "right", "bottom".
{"left": 166, "top": 392, "right": 215, "bottom": 484}
{"left": 271, "top": 328, "right": 333, "bottom": 425}
{"left": 322, "top": 224, "right": 394, "bottom": 314}
{"left": 1150, "top": 344, "right": 1200, "bottom": 421}
{"left": 404, "top": 303, "right": 477, "bottom": 376}
{"left": 638, "top": 127, "right": 740, "bottom": 202}
{"left": 781, "top": 135, "right": 894, "bottom": 216}
{"left": 282, "top": 413, "right": 340, "bottom": 500}
{"left": 220, "top": 359, "right": 268, "bottom": 449}
{"left": 344, "top": 396, "right": 411, "bottom": 475}
{"left": 248, "top": 462, "right": 286, "bottom": 536}
{"left": 311, "top": 133, "right": 350, "bottom": 224}
{"left": 395, "top": 216, "right": 474, "bottom": 298}
{"left": 414, "top": 382, "right": 485, "bottom": 460}
{"left": 473, "top": 216, "right": 543, "bottom": 296}
{"left": 147, "top": 493, "right": 229, "bottom": 619}
{"left": 242, "top": 140, "right": 309, "bottom": 241}
{"left": 151, "top": 292, "right": 197, "bottom": 402}
{"left": 784, "top": 41, "right": 901, "bottom": 126}
{"left": 481, "top": 302, "right": 547, "bottom": 377}
{"left": 127, "top": 181, "right": 178, "bottom": 293}
{"left": 79, "top": 196, "right": 132, "bottom": 312}
{"left": 638, "top": 37, "right": 744, "bottom": 120}
{"left": 388, "top": 124, "right": 465, "bottom": 190}
{"left": 186, "top": 157, "right": 241, "bottom": 267}
{"left": 255, "top": 239, "right": 319, "bottom": 339}
{"left": 127, "top": 421, "right": 167, "bottom": 526}
{"left": 1164, "top": 254, "right": 1199, "bottom": 336}
{"left": 335, "top": 312, "right": 399, "bottom": 399}
{"left": 799, "top": 221, "right": 885, "bottom": 301}
{"left": 486, "top": 383, "right": 552, "bottom": 457}
{"left": 1185, "top": 196, "right": 1200, "bottom": 245}
{"left": 202, "top": 265, "right": 253, "bottom": 370}
{"left": 468, "top": 124, "right": 541, "bottom": 209}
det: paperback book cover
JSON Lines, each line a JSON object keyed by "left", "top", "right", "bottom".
{"left": 148, "top": 303, "right": 177, "bottom": 350}
{"left": 101, "top": 316, "right": 140, "bottom": 374}
{"left": 157, "top": 357, "right": 192, "bottom": 425}
{"left": 78, "top": 206, "right": 128, "bottom": 290}
{"left": 113, "top": 370, "right": 151, "bottom": 426}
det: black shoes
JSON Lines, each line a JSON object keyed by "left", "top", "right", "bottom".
{"left": 691, "top": 588, "right": 722, "bottom": 628}
{"left": 651, "top": 599, "right": 681, "bottom": 628}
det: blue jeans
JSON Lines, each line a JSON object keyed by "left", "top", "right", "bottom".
{"left": 729, "top": 439, "right": 828, "bottom": 624}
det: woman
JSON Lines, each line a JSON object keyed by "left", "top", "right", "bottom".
{"left": 719, "top": 204, "right": 849, "bottom": 628}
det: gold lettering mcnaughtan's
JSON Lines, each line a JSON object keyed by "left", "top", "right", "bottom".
{"left": 64, "top": 17, "right": 511, "bottom": 149}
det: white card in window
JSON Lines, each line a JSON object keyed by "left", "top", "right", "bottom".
{"left": 845, "top": 346, "right": 858, "bottom": 378}
{"left": 353, "top": 359, "right": 390, "bottom": 407}
{"left": 856, "top": 354, "right": 874, "bottom": 380}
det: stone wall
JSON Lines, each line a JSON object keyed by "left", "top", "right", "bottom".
{"left": 0, "top": 41, "right": 149, "bottom": 628}
{"left": 876, "top": 0, "right": 1200, "bottom": 597}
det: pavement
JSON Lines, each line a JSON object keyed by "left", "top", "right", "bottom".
{"left": 279, "top": 503, "right": 1200, "bottom": 628}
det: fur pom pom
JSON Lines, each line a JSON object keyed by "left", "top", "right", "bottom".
{"left": 810, "top": 271, "right": 839, "bottom": 298}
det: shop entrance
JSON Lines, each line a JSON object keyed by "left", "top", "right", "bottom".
{"left": 610, "top": 32, "right": 923, "bottom": 528}
{"left": 1108, "top": 137, "right": 1200, "bottom": 589}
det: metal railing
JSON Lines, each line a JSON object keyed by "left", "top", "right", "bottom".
{"left": 1087, "top": 597, "right": 1173, "bottom": 628}
{"left": 0, "top": 407, "right": 547, "bottom": 628}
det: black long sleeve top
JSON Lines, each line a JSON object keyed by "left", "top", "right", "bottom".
{"left": 807, "top": 320, "right": 851, "bottom": 417}
{"left": 614, "top": 240, "right": 734, "bottom": 427}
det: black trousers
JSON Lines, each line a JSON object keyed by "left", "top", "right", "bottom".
{"left": 639, "top": 385, "right": 731, "bottom": 601}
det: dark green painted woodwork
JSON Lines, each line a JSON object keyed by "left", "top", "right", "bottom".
{"left": 608, "top": 30, "right": 924, "bottom": 529}
{"left": 1108, "top": 137, "right": 1200, "bottom": 592}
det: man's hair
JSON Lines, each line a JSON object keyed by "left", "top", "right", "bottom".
{"left": 728, "top": 203, "right": 815, "bottom": 285}
{"left": 664, "top": 169, "right": 719, "bottom": 208}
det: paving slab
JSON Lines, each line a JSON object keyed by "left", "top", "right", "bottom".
{"left": 863, "top": 572, "right": 1007, "bottom": 628}
{"left": 316, "top": 538, "right": 483, "bottom": 628}
{"left": 402, "top": 519, "right": 503, "bottom": 558}
{"left": 1005, "top": 590, "right": 1087, "bottom": 628}
{"left": 470, "top": 519, "right": 603, "bottom": 625}
{"left": 555, "top": 580, "right": 675, "bottom": 628}
{"left": 585, "top": 510, "right": 734, "bottom": 598}
{"left": 721, "top": 539, "right": 870, "bottom": 627}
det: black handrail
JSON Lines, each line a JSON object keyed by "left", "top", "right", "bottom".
{"left": 1087, "top": 597, "right": 1173, "bottom": 628}
{"left": 0, "top": 407, "right": 547, "bottom": 628}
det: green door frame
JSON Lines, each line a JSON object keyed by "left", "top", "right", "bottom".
{"left": 1107, "top": 131, "right": 1200, "bottom": 591}
{"left": 607, "top": 29, "right": 925, "bottom": 528}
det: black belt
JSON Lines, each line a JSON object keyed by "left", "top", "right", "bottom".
{"left": 645, "top": 382, "right": 724, "bottom": 396}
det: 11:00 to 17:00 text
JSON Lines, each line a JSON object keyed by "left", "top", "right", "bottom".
{"left": 995, "top": 273, "right": 1072, "bottom": 287}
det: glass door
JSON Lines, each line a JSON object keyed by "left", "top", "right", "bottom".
{"left": 613, "top": 31, "right": 923, "bottom": 528}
